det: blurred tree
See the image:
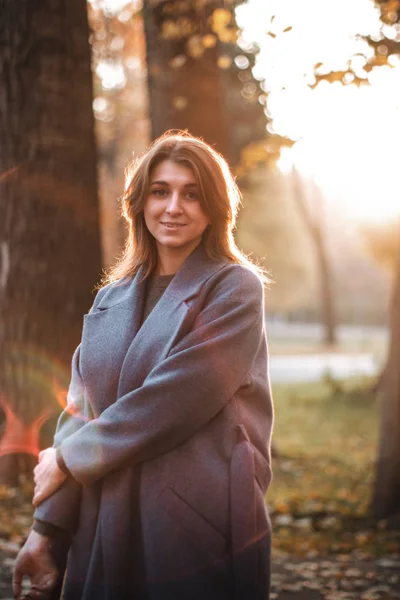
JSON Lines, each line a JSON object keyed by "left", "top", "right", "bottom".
{"left": 366, "top": 0, "right": 400, "bottom": 56}
{"left": 328, "top": 219, "right": 389, "bottom": 326}
{"left": 87, "top": 0, "right": 150, "bottom": 265}
{"left": 0, "top": 0, "right": 102, "bottom": 484}
{"left": 291, "top": 169, "right": 337, "bottom": 345}
{"left": 142, "top": 0, "right": 267, "bottom": 166}
{"left": 236, "top": 167, "right": 316, "bottom": 313}
{"left": 358, "top": 213, "right": 400, "bottom": 518}
{"left": 371, "top": 243, "right": 400, "bottom": 517}
{"left": 311, "top": 0, "right": 400, "bottom": 88}
{"left": 306, "top": 0, "right": 400, "bottom": 512}
{"left": 359, "top": 219, "right": 400, "bottom": 273}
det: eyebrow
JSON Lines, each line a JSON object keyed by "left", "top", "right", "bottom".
{"left": 150, "top": 180, "right": 198, "bottom": 188}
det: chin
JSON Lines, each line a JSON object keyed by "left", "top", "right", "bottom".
{"left": 161, "top": 241, "right": 191, "bottom": 249}
{"left": 157, "top": 235, "right": 200, "bottom": 250}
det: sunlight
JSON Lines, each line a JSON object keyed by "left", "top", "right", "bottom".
{"left": 237, "top": 0, "right": 400, "bottom": 223}
{"left": 96, "top": 59, "right": 127, "bottom": 89}
{"left": 88, "top": 0, "right": 140, "bottom": 15}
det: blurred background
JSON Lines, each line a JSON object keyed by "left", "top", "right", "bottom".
{"left": 0, "top": 0, "right": 400, "bottom": 597}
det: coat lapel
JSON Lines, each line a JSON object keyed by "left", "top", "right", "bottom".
{"left": 80, "top": 244, "right": 227, "bottom": 415}
{"left": 80, "top": 267, "right": 147, "bottom": 415}
{"left": 117, "top": 244, "right": 227, "bottom": 398}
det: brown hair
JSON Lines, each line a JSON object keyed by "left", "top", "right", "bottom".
{"left": 101, "top": 130, "right": 269, "bottom": 285}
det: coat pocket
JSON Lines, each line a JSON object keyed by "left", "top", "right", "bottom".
{"left": 230, "top": 425, "right": 271, "bottom": 600}
{"left": 253, "top": 449, "right": 272, "bottom": 494}
{"left": 159, "top": 486, "right": 227, "bottom": 559}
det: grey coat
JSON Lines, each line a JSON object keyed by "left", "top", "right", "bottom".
{"left": 35, "top": 244, "right": 274, "bottom": 600}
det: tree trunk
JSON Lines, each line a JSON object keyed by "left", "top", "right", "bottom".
{"left": 313, "top": 227, "right": 336, "bottom": 345}
{"left": 0, "top": 0, "right": 102, "bottom": 484}
{"left": 371, "top": 249, "right": 400, "bottom": 518}
{"left": 292, "top": 169, "right": 337, "bottom": 345}
{"left": 142, "top": 1, "right": 266, "bottom": 167}
{"left": 143, "top": 1, "right": 230, "bottom": 155}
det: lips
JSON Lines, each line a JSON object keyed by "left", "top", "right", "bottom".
{"left": 160, "top": 222, "right": 186, "bottom": 228}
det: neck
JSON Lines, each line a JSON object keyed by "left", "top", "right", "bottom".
{"left": 155, "top": 251, "right": 184, "bottom": 276}
{"left": 155, "top": 241, "right": 201, "bottom": 275}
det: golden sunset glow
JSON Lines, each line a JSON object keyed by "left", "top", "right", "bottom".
{"left": 237, "top": 0, "right": 400, "bottom": 223}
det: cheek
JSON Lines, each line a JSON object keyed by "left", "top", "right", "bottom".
{"left": 143, "top": 200, "right": 158, "bottom": 222}
{"left": 143, "top": 206, "right": 155, "bottom": 233}
{"left": 201, "top": 213, "right": 211, "bottom": 229}
{"left": 192, "top": 206, "right": 210, "bottom": 228}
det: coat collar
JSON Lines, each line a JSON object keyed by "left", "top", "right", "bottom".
{"left": 83, "top": 243, "right": 229, "bottom": 406}
{"left": 97, "top": 243, "right": 228, "bottom": 310}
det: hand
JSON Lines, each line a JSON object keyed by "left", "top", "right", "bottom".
{"left": 13, "top": 530, "right": 58, "bottom": 600}
{"left": 33, "top": 448, "right": 67, "bottom": 507}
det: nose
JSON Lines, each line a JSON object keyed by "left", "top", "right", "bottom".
{"left": 165, "top": 191, "right": 183, "bottom": 215}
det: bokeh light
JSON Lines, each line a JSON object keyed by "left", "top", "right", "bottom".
{"left": 237, "top": 0, "right": 400, "bottom": 223}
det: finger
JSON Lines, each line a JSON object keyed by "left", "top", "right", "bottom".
{"left": 21, "top": 592, "right": 48, "bottom": 600}
{"left": 36, "top": 570, "right": 59, "bottom": 591}
{"left": 24, "top": 588, "right": 50, "bottom": 600}
{"left": 23, "top": 572, "right": 59, "bottom": 599}
{"left": 32, "top": 490, "right": 47, "bottom": 507}
{"left": 18, "top": 569, "right": 58, "bottom": 599}
{"left": 12, "top": 566, "right": 22, "bottom": 599}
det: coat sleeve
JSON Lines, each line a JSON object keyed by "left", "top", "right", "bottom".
{"left": 33, "top": 344, "right": 89, "bottom": 532}
{"left": 57, "top": 267, "right": 267, "bottom": 486}
{"left": 33, "top": 287, "right": 107, "bottom": 532}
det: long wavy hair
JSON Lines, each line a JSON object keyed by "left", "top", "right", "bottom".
{"left": 101, "top": 130, "right": 269, "bottom": 285}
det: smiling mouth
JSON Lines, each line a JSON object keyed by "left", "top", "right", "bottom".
{"left": 160, "top": 222, "right": 187, "bottom": 228}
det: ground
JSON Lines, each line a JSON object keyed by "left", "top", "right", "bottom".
{"left": 267, "top": 376, "right": 400, "bottom": 598}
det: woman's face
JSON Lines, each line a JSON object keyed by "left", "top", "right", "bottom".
{"left": 144, "top": 159, "right": 210, "bottom": 264}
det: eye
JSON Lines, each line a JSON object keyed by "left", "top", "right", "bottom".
{"left": 151, "top": 188, "right": 167, "bottom": 197}
{"left": 186, "top": 190, "right": 199, "bottom": 200}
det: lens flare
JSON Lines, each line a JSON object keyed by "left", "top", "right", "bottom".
{"left": 0, "top": 343, "right": 72, "bottom": 458}
{"left": 0, "top": 395, "right": 52, "bottom": 458}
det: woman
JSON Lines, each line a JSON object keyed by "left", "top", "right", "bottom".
{"left": 14, "top": 131, "right": 274, "bottom": 600}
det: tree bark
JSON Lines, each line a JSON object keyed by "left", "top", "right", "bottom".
{"left": 0, "top": 0, "right": 102, "bottom": 484}
{"left": 371, "top": 248, "right": 400, "bottom": 518}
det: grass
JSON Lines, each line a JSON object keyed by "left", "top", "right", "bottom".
{"left": 267, "top": 376, "right": 400, "bottom": 557}
{"left": 269, "top": 375, "right": 379, "bottom": 515}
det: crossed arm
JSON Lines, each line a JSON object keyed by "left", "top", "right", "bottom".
{"left": 34, "top": 269, "right": 265, "bottom": 497}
